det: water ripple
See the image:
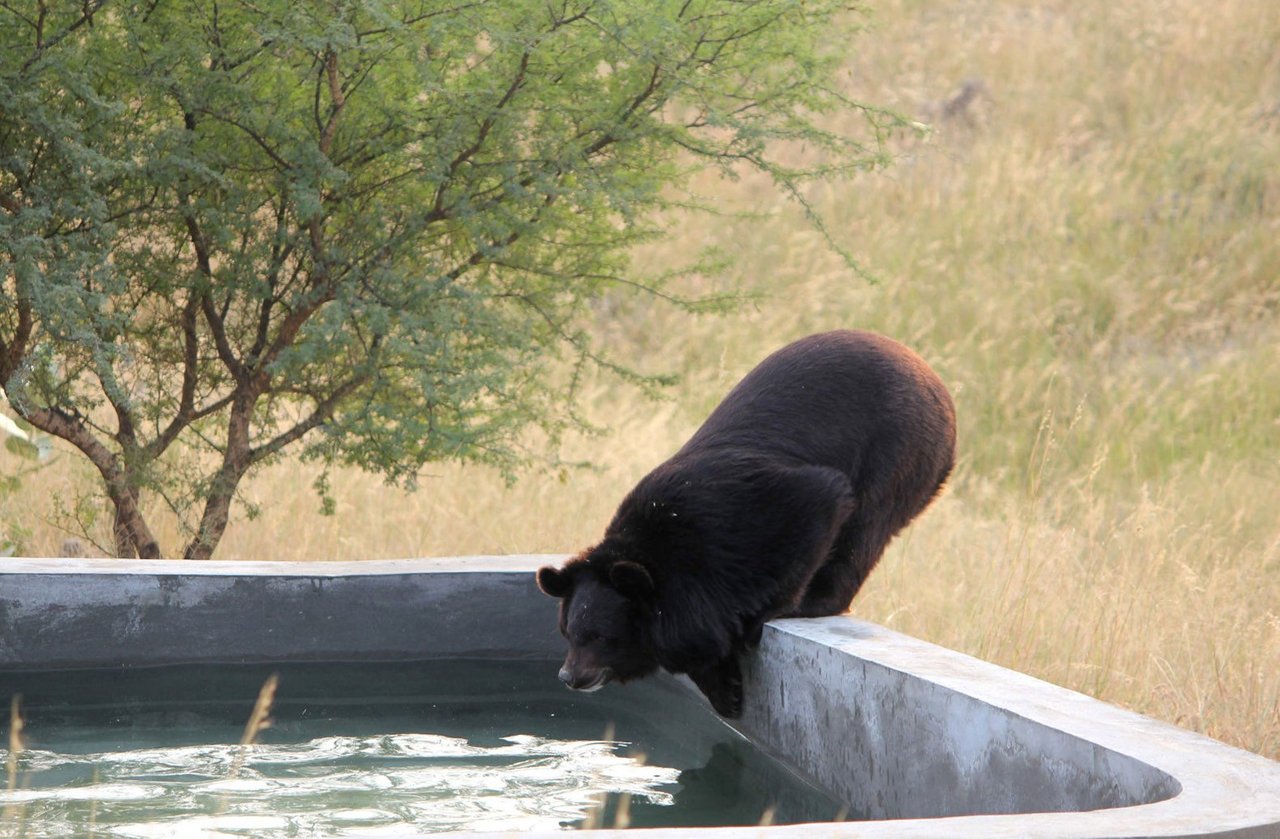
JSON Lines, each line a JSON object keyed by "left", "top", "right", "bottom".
{"left": 1, "top": 733, "right": 680, "bottom": 837}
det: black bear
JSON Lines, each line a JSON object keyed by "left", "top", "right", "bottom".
{"left": 537, "top": 330, "right": 956, "bottom": 717}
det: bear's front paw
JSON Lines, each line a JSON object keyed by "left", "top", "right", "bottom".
{"left": 690, "top": 658, "right": 744, "bottom": 718}
{"left": 710, "top": 677, "right": 743, "bottom": 718}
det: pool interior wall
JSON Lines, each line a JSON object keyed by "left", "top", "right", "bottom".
{"left": 2, "top": 555, "right": 1280, "bottom": 838}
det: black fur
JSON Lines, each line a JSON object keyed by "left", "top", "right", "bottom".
{"left": 538, "top": 330, "right": 956, "bottom": 717}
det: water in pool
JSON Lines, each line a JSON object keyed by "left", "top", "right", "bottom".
{"left": 1, "top": 660, "right": 846, "bottom": 836}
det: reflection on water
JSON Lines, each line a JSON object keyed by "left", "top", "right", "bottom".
{"left": 5, "top": 733, "right": 679, "bottom": 836}
{"left": 1, "top": 660, "right": 846, "bottom": 836}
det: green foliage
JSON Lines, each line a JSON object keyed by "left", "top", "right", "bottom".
{"left": 0, "top": 0, "right": 894, "bottom": 557}
{"left": 1, "top": 389, "right": 52, "bottom": 555}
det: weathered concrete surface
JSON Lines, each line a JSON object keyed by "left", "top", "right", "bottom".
{"left": 2, "top": 556, "right": 1280, "bottom": 838}
{"left": 733, "top": 619, "right": 1280, "bottom": 837}
{"left": 735, "top": 619, "right": 1179, "bottom": 819}
{"left": 0, "top": 556, "right": 563, "bottom": 666}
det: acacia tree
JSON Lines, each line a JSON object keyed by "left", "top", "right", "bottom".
{"left": 0, "top": 0, "right": 895, "bottom": 559}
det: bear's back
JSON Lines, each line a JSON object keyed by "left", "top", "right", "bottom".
{"left": 677, "top": 330, "right": 954, "bottom": 481}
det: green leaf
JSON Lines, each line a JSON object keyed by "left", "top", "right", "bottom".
{"left": 4, "top": 435, "right": 40, "bottom": 461}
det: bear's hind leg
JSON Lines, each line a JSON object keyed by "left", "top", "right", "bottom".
{"left": 786, "top": 516, "right": 890, "bottom": 618}
{"left": 688, "top": 656, "right": 743, "bottom": 718}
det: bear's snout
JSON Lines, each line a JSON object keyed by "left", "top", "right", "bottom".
{"left": 558, "top": 660, "right": 612, "bottom": 692}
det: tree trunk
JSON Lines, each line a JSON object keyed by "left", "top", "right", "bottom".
{"left": 184, "top": 392, "right": 256, "bottom": 560}
{"left": 108, "top": 483, "right": 162, "bottom": 559}
{"left": 18, "top": 405, "right": 163, "bottom": 558}
{"left": 183, "top": 470, "right": 242, "bottom": 560}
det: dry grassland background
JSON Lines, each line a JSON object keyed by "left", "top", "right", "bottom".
{"left": 4, "top": 0, "right": 1279, "bottom": 759}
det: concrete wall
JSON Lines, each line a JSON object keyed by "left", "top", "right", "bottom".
{"left": 736, "top": 621, "right": 1179, "bottom": 819}
{"left": 0, "top": 556, "right": 561, "bottom": 666}
{"left": 2, "top": 556, "right": 1280, "bottom": 838}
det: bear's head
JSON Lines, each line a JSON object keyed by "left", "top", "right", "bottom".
{"left": 536, "top": 549, "right": 659, "bottom": 693}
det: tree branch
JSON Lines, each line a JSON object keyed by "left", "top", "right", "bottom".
{"left": 19, "top": 0, "right": 108, "bottom": 73}
{"left": 146, "top": 291, "right": 201, "bottom": 458}
{"left": 355, "top": 3, "right": 485, "bottom": 38}
{"left": 246, "top": 204, "right": 293, "bottom": 366}
{"left": 181, "top": 200, "right": 246, "bottom": 382}
{"left": 249, "top": 372, "right": 368, "bottom": 465}
{"left": 196, "top": 110, "right": 293, "bottom": 171}
{"left": 200, "top": 294, "right": 246, "bottom": 381}
{"left": 0, "top": 294, "right": 33, "bottom": 383}
{"left": 318, "top": 47, "right": 347, "bottom": 156}
{"left": 253, "top": 285, "right": 336, "bottom": 380}
{"left": 99, "top": 365, "right": 138, "bottom": 449}
{"left": 432, "top": 49, "right": 531, "bottom": 216}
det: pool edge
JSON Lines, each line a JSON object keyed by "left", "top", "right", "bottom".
{"left": 2, "top": 555, "right": 1279, "bottom": 838}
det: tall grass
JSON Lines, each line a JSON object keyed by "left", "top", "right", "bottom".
{"left": 4, "top": 0, "right": 1278, "bottom": 759}
{"left": 4, "top": 695, "right": 26, "bottom": 833}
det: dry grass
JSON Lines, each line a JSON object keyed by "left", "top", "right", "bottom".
{"left": 4, "top": 695, "right": 26, "bottom": 831}
{"left": 4, "top": 0, "right": 1279, "bottom": 760}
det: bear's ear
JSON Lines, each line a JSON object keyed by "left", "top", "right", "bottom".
{"left": 609, "top": 561, "right": 654, "bottom": 600}
{"left": 536, "top": 565, "right": 573, "bottom": 599}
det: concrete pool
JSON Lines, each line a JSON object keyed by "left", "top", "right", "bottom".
{"left": 2, "top": 555, "right": 1279, "bottom": 837}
